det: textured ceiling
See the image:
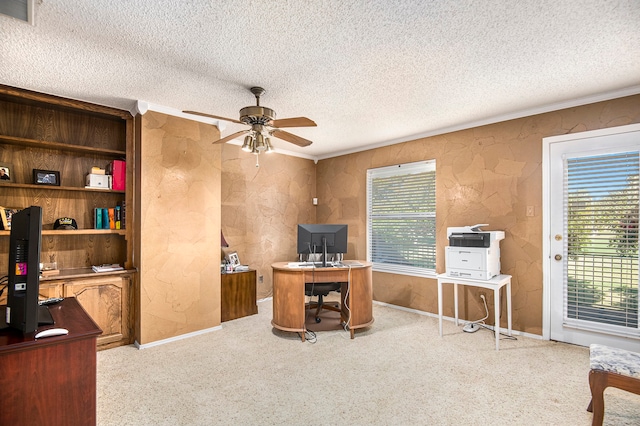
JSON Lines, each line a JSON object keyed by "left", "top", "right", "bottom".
{"left": 2, "top": 0, "right": 639, "bottom": 159}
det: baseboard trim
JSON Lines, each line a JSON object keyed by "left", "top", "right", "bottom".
{"left": 134, "top": 325, "right": 223, "bottom": 350}
{"left": 373, "top": 300, "right": 544, "bottom": 341}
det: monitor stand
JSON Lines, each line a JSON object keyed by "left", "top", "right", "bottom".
{"left": 0, "top": 305, "right": 54, "bottom": 330}
{"left": 38, "top": 305, "right": 54, "bottom": 326}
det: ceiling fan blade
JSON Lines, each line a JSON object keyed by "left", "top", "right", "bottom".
{"left": 183, "top": 110, "right": 244, "bottom": 125}
{"left": 212, "top": 130, "right": 249, "bottom": 145}
{"left": 271, "top": 129, "right": 313, "bottom": 147}
{"left": 271, "top": 117, "right": 317, "bottom": 128}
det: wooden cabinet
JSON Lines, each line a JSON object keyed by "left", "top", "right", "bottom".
{"left": 12, "top": 271, "right": 134, "bottom": 349}
{"left": 221, "top": 270, "right": 258, "bottom": 322}
{"left": 0, "top": 84, "right": 135, "bottom": 349}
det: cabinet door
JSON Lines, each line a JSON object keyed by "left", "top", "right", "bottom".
{"left": 221, "top": 271, "right": 257, "bottom": 322}
{"left": 64, "top": 275, "right": 131, "bottom": 347}
{"left": 39, "top": 282, "right": 64, "bottom": 299}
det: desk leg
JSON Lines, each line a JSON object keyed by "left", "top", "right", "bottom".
{"left": 453, "top": 283, "right": 459, "bottom": 326}
{"left": 494, "top": 288, "right": 500, "bottom": 350}
{"left": 438, "top": 281, "right": 443, "bottom": 337}
{"left": 506, "top": 282, "right": 512, "bottom": 337}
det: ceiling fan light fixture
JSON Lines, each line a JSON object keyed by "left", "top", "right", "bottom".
{"left": 265, "top": 138, "right": 274, "bottom": 153}
{"left": 255, "top": 132, "right": 266, "bottom": 151}
{"left": 241, "top": 135, "right": 253, "bottom": 152}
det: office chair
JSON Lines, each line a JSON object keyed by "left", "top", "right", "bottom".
{"left": 305, "top": 282, "right": 342, "bottom": 323}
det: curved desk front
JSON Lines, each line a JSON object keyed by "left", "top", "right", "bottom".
{"left": 271, "top": 261, "right": 374, "bottom": 341}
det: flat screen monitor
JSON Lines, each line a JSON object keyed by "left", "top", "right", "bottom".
{"left": 297, "top": 224, "right": 348, "bottom": 266}
{"left": 6, "top": 206, "right": 44, "bottom": 333}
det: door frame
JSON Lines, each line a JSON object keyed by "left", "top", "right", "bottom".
{"left": 542, "top": 123, "right": 640, "bottom": 341}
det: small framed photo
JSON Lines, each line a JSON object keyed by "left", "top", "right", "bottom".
{"left": 0, "top": 207, "right": 21, "bottom": 230}
{"left": 0, "top": 162, "right": 13, "bottom": 182}
{"left": 33, "top": 169, "right": 61, "bottom": 186}
{"left": 227, "top": 251, "right": 240, "bottom": 268}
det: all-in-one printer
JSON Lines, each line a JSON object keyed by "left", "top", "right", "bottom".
{"left": 445, "top": 224, "right": 505, "bottom": 280}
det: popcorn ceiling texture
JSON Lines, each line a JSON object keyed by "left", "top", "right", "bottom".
{"left": 1, "top": 0, "right": 639, "bottom": 158}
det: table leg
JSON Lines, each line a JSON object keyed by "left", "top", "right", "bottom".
{"left": 438, "top": 281, "right": 443, "bottom": 337}
{"left": 506, "top": 282, "right": 512, "bottom": 336}
{"left": 494, "top": 287, "right": 500, "bottom": 350}
{"left": 454, "top": 283, "right": 459, "bottom": 326}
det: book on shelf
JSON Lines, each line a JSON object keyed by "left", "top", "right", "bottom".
{"left": 102, "top": 208, "right": 109, "bottom": 228}
{"left": 92, "top": 264, "right": 124, "bottom": 273}
{"left": 115, "top": 205, "right": 121, "bottom": 229}
{"left": 107, "top": 160, "right": 126, "bottom": 191}
{"left": 120, "top": 201, "right": 126, "bottom": 229}
{"left": 94, "top": 208, "right": 103, "bottom": 229}
{"left": 108, "top": 208, "right": 115, "bottom": 229}
{"left": 93, "top": 205, "right": 125, "bottom": 230}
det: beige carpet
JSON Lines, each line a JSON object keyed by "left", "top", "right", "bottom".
{"left": 97, "top": 299, "right": 640, "bottom": 425}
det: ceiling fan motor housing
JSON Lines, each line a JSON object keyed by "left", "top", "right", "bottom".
{"left": 240, "top": 106, "right": 276, "bottom": 125}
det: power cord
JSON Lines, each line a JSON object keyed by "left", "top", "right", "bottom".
{"left": 462, "top": 294, "right": 489, "bottom": 332}
{"left": 301, "top": 330, "right": 317, "bottom": 343}
{"left": 463, "top": 293, "right": 517, "bottom": 341}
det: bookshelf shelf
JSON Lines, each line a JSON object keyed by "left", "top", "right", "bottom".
{"left": 0, "top": 134, "right": 126, "bottom": 157}
{"left": 0, "top": 182, "right": 125, "bottom": 194}
{"left": 0, "top": 229, "right": 126, "bottom": 237}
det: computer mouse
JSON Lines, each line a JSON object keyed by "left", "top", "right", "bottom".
{"left": 35, "top": 328, "right": 69, "bottom": 339}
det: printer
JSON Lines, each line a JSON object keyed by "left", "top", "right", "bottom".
{"left": 445, "top": 224, "right": 505, "bottom": 280}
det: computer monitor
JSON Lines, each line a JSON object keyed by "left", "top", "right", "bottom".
{"left": 6, "top": 206, "right": 43, "bottom": 333}
{"left": 297, "top": 224, "right": 348, "bottom": 266}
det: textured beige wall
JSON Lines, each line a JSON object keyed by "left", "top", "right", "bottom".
{"left": 221, "top": 145, "right": 316, "bottom": 299}
{"left": 316, "top": 95, "right": 640, "bottom": 335}
{"left": 138, "top": 111, "right": 221, "bottom": 344}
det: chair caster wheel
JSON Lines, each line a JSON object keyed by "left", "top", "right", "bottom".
{"left": 315, "top": 317, "right": 321, "bottom": 323}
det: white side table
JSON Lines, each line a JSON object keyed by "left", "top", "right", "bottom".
{"left": 437, "top": 273, "right": 512, "bottom": 350}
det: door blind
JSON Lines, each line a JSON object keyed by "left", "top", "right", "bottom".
{"left": 564, "top": 151, "right": 639, "bottom": 333}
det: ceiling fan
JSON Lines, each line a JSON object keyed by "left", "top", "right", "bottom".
{"left": 184, "top": 87, "right": 316, "bottom": 154}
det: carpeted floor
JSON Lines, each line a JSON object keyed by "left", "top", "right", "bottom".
{"left": 97, "top": 298, "right": 640, "bottom": 425}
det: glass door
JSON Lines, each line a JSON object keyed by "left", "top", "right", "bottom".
{"left": 548, "top": 127, "right": 640, "bottom": 351}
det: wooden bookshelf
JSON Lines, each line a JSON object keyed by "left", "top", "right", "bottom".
{"left": 0, "top": 84, "right": 135, "bottom": 348}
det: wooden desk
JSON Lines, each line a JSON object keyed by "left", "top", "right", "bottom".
{"left": 271, "top": 261, "right": 374, "bottom": 341}
{"left": 0, "top": 297, "right": 102, "bottom": 425}
{"left": 437, "top": 273, "right": 512, "bottom": 350}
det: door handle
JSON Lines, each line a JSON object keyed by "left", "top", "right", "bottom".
{"left": 554, "top": 254, "right": 562, "bottom": 261}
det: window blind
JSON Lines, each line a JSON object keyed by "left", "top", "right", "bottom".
{"left": 367, "top": 161, "right": 436, "bottom": 277}
{"left": 564, "top": 151, "right": 639, "bottom": 334}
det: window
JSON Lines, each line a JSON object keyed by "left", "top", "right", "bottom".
{"left": 367, "top": 160, "right": 436, "bottom": 277}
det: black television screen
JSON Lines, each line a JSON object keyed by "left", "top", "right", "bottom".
{"left": 6, "top": 206, "right": 43, "bottom": 333}
{"left": 297, "top": 224, "right": 348, "bottom": 263}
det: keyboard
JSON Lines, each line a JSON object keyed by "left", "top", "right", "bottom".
{"left": 287, "top": 262, "right": 335, "bottom": 268}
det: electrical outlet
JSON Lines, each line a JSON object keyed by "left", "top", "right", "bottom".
{"left": 526, "top": 205, "right": 535, "bottom": 217}
{"left": 479, "top": 291, "right": 487, "bottom": 301}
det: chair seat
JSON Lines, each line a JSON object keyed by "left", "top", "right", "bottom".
{"left": 305, "top": 282, "right": 341, "bottom": 323}
{"left": 590, "top": 344, "right": 640, "bottom": 379}
{"left": 305, "top": 282, "right": 341, "bottom": 296}
{"left": 587, "top": 344, "right": 640, "bottom": 425}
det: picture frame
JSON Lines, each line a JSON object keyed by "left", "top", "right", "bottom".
{"left": 0, "top": 207, "right": 21, "bottom": 230}
{"left": 0, "top": 162, "right": 13, "bottom": 182}
{"left": 33, "top": 169, "right": 61, "bottom": 186}
{"left": 227, "top": 251, "right": 240, "bottom": 268}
